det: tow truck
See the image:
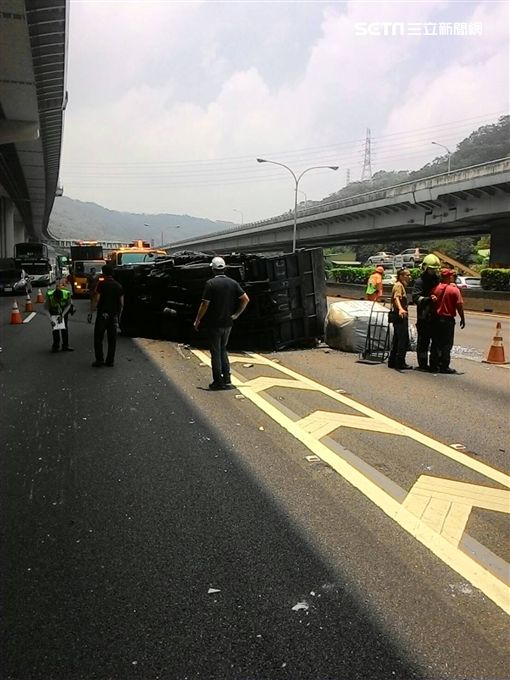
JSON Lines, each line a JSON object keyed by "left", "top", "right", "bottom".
{"left": 107, "top": 240, "right": 167, "bottom": 267}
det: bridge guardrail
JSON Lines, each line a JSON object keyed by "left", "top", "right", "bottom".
{"left": 170, "top": 157, "right": 510, "bottom": 246}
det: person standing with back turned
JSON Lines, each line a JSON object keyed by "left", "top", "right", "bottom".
{"left": 412, "top": 254, "right": 440, "bottom": 371}
{"left": 91, "top": 264, "right": 123, "bottom": 368}
{"left": 194, "top": 256, "right": 250, "bottom": 390}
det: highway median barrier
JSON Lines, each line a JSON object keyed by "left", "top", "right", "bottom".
{"left": 326, "top": 282, "right": 510, "bottom": 315}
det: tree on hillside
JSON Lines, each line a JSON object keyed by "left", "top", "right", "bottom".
{"left": 409, "top": 115, "right": 509, "bottom": 180}
{"left": 427, "top": 237, "right": 476, "bottom": 264}
{"left": 324, "top": 117, "right": 509, "bottom": 202}
{"left": 475, "top": 235, "right": 490, "bottom": 250}
{"left": 453, "top": 115, "right": 509, "bottom": 167}
{"left": 325, "top": 170, "right": 410, "bottom": 203}
{"left": 355, "top": 241, "right": 411, "bottom": 263}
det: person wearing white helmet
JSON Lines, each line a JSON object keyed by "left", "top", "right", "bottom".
{"left": 412, "top": 254, "right": 440, "bottom": 371}
{"left": 193, "top": 256, "right": 250, "bottom": 390}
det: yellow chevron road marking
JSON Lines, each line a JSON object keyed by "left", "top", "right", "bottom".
{"left": 399, "top": 475, "right": 510, "bottom": 548}
{"left": 186, "top": 347, "right": 510, "bottom": 614}
{"left": 241, "top": 352, "right": 510, "bottom": 489}
{"left": 298, "top": 411, "right": 406, "bottom": 438}
{"left": 243, "top": 376, "right": 322, "bottom": 394}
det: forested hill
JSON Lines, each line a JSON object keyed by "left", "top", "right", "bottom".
{"left": 48, "top": 196, "right": 235, "bottom": 244}
{"left": 320, "top": 115, "right": 509, "bottom": 205}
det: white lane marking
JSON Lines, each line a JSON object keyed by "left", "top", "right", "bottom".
{"left": 23, "top": 312, "right": 36, "bottom": 324}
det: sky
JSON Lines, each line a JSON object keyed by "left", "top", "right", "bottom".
{"left": 60, "top": 0, "right": 509, "bottom": 231}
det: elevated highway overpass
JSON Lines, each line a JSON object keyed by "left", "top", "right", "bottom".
{"left": 167, "top": 158, "right": 510, "bottom": 267}
{"left": 0, "top": 1, "right": 68, "bottom": 258}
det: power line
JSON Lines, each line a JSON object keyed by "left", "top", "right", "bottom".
{"left": 63, "top": 111, "right": 506, "bottom": 168}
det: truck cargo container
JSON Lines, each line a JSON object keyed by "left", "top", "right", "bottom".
{"left": 114, "top": 248, "right": 327, "bottom": 351}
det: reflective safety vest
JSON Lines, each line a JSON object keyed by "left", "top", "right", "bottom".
{"left": 365, "top": 272, "right": 382, "bottom": 300}
{"left": 46, "top": 288, "right": 71, "bottom": 314}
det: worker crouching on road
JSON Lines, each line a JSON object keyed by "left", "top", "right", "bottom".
{"left": 429, "top": 269, "right": 466, "bottom": 374}
{"left": 194, "top": 256, "right": 250, "bottom": 390}
{"left": 412, "top": 254, "right": 440, "bottom": 371}
{"left": 91, "top": 264, "right": 124, "bottom": 368}
{"left": 388, "top": 268, "right": 412, "bottom": 371}
{"left": 45, "top": 278, "right": 75, "bottom": 353}
{"left": 365, "top": 266, "right": 384, "bottom": 302}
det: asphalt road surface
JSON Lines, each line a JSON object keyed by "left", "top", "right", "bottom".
{"left": 1, "top": 293, "right": 509, "bottom": 680}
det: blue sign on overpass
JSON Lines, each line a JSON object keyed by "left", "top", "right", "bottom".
{"left": 167, "top": 158, "right": 510, "bottom": 266}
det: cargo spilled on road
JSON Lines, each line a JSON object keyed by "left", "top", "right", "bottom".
{"left": 113, "top": 248, "right": 327, "bottom": 351}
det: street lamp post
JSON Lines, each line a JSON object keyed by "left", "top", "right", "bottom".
{"left": 297, "top": 190, "right": 308, "bottom": 209}
{"left": 144, "top": 223, "right": 180, "bottom": 247}
{"left": 431, "top": 141, "right": 452, "bottom": 174}
{"left": 233, "top": 209, "right": 244, "bottom": 225}
{"left": 163, "top": 225, "right": 181, "bottom": 247}
{"left": 256, "top": 158, "right": 339, "bottom": 252}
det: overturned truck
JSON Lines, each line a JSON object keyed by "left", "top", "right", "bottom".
{"left": 114, "top": 248, "right": 327, "bottom": 351}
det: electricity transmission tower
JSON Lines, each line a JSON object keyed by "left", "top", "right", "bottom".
{"left": 361, "top": 128, "right": 373, "bottom": 181}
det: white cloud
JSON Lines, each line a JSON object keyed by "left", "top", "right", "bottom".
{"left": 383, "top": 1, "right": 508, "bottom": 170}
{"left": 61, "top": 1, "right": 509, "bottom": 224}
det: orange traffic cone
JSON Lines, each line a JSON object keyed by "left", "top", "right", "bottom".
{"left": 25, "top": 292, "right": 33, "bottom": 313}
{"left": 36, "top": 288, "right": 44, "bottom": 303}
{"left": 10, "top": 300, "right": 22, "bottom": 324}
{"left": 483, "top": 322, "right": 508, "bottom": 365}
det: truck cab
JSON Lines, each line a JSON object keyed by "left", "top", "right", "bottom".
{"left": 70, "top": 259, "right": 106, "bottom": 297}
{"left": 108, "top": 240, "right": 167, "bottom": 267}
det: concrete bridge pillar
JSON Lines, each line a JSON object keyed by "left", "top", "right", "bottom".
{"left": 489, "top": 224, "right": 510, "bottom": 268}
{"left": 0, "top": 197, "right": 15, "bottom": 258}
{"left": 13, "top": 216, "right": 25, "bottom": 246}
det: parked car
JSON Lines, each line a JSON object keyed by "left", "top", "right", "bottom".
{"left": 393, "top": 248, "right": 430, "bottom": 269}
{"left": 455, "top": 276, "right": 481, "bottom": 289}
{"left": 0, "top": 262, "right": 32, "bottom": 295}
{"left": 382, "top": 273, "right": 397, "bottom": 288}
{"left": 365, "top": 251, "right": 395, "bottom": 266}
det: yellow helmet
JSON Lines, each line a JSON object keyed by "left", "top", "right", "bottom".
{"left": 421, "top": 254, "right": 440, "bottom": 271}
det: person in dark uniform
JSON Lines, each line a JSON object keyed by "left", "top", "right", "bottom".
{"left": 91, "top": 264, "right": 123, "bottom": 367}
{"left": 388, "top": 268, "right": 412, "bottom": 370}
{"left": 86, "top": 266, "right": 99, "bottom": 323}
{"left": 412, "top": 254, "right": 440, "bottom": 371}
{"left": 193, "top": 256, "right": 250, "bottom": 390}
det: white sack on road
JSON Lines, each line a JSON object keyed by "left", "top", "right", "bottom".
{"left": 325, "top": 300, "right": 390, "bottom": 353}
